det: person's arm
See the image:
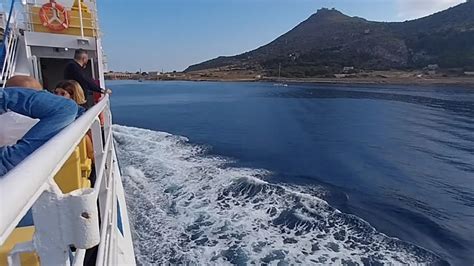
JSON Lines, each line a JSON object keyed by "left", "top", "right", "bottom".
{"left": 70, "top": 65, "right": 104, "bottom": 94}
{"left": 65, "top": 63, "right": 111, "bottom": 95}
{"left": 0, "top": 88, "right": 78, "bottom": 176}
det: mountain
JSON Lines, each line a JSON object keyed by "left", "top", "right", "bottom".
{"left": 185, "top": 1, "right": 474, "bottom": 77}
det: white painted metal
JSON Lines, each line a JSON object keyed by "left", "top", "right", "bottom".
{"left": 32, "top": 187, "right": 100, "bottom": 264}
{"left": 0, "top": 96, "right": 107, "bottom": 243}
{"left": 29, "top": 55, "right": 41, "bottom": 82}
{"left": 0, "top": 0, "right": 31, "bottom": 84}
{"left": 22, "top": 1, "right": 99, "bottom": 36}
{"left": 0, "top": 96, "right": 136, "bottom": 265}
{"left": 33, "top": 188, "right": 101, "bottom": 247}
{"left": 24, "top": 31, "right": 97, "bottom": 50}
{"left": 111, "top": 151, "right": 136, "bottom": 265}
{"left": 72, "top": 249, "right": 86, "bottom": 266}
{"left": 1, "top": 24, "right": 19, "bottom": 86}
{"left": 1, "top": 1, "right": 136, "bottom": 264}
{"left": 78, "top": 0, "right": 84, "bottom": 38}
{"left": 96, "top": 37, "right": 106, "bottom": 86}
{"left": 90, "top": 57, "right": 95, "bottom": 79}
{"left": 10, "top": 36, "right": 31, "bottom": 76}
{"left": 7, "top": 241, "right": 34, "bottom": 266}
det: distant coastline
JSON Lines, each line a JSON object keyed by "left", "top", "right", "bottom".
{"left": 105, "top": 70, "right": 474, "bottom": 88}
{"left": 179, "top": 2, "right": 474, "bottom": 90}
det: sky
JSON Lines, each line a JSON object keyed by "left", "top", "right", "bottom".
{"left": 96, "top": 0, "right": 466, "bottom": 72}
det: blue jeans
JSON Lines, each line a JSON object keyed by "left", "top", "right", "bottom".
{"left": 0, "top": 88, "right": 78, "bottom": 176}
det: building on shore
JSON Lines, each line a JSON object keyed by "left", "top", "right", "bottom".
{"left": 148, "top": 71, "right": 160, "bottom": 77}
{"left": 104, "top": 72, "right": 134, "bottom": 80}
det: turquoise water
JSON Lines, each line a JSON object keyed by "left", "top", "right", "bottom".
{"left": 109, "top": 81, "right": 474, "bottom": 265}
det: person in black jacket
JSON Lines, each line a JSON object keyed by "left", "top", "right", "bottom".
{"left": 64, "top": 49, "right": 111, "bottom": 107}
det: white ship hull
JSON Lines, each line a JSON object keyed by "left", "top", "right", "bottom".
{"left": 0, "top": 0, "right": 136, "bottom": 265}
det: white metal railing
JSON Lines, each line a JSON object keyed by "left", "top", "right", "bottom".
{"left": 0, "top": 1, "right": 20, "bottom": 86}
{"left": 1, "top": 0, "right": 106, "bottom": 82}
{"left": 0, "top": 0, "right": 101, "bottom": 36}
{"left": 23, "top": 0, "right": 101, "bottom": 36}
{"left": 0, "top": 95, "right": 130, "bottom": 265}
{"left": 0, "top": 30, "right": 18, "bottom": 86}
{"left": 23, "top": 9, "right": 98, "bottom": 32}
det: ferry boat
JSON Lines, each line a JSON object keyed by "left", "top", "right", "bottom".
{"left": 0, "top": 0, "right": 136, "bottom": 265}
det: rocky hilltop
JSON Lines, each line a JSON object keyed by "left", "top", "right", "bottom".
{"left": 185, "top": 1, "right": 474, "bottom": 78}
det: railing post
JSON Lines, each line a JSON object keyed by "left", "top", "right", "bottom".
{"left": 0, "top": 97, "right": 126, "bottom": 264}
{"left": 31, "top": 182, "right": 100, "bottom": 265}
{"left": 31, "top": 187, "right": 70, "bottom": 265}
{"left": 78, "top": 0, "right": 84, "bottom": 38}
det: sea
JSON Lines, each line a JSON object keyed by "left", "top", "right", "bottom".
{"left": 108, "top": 80, "right": 474, "bottom": 265}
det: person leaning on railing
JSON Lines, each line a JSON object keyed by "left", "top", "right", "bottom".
{"left": 0, "top": 76, "right": 42, "bottom": 147}
{"left": 64, "top": 49, "right": 111, "bottom": 108}
{"left": 0, "top": 76, "right": 79, "bottom": 176}
{"left": 54, "top": 80, "right": 94, "bottom": 161}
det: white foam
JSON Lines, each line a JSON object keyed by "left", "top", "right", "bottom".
{"left": 113, "top": 125, "right": 441, "bottom": 265}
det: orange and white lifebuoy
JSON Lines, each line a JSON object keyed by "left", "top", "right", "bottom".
{"left": 39, "top": 0, "right": 69, "bottom": 31}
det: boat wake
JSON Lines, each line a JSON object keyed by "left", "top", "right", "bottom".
{"left": 113, "top": 125, "right": 443, "bottom": 265}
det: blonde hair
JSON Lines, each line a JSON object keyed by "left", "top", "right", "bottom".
{"left": 55, "top": 80, "right": 87, "bottom": 105}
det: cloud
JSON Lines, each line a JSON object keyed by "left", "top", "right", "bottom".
{"left": 396, "top": 0, "right": 466, "bottom": 20}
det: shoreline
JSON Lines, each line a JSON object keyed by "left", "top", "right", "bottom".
{"left": 266, "top": 77, "right": 474, "bottom": 88}
{"left": 107, "top": 76, "right": 474, "bottom": 88}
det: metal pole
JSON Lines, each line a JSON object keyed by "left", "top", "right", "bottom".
{"left": 90, "top": 57, "right": 95, "bottom": 78}
{"left": 78, "top": 0, "right": 84, "bottom": 38}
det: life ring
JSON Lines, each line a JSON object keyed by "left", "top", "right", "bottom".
{"left": 39, "top": 0, "right": 69, "bottom": 31}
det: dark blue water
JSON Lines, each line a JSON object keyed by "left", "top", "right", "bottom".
{"left": 109, "top": 80, "right": 474, "bottom": 265}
